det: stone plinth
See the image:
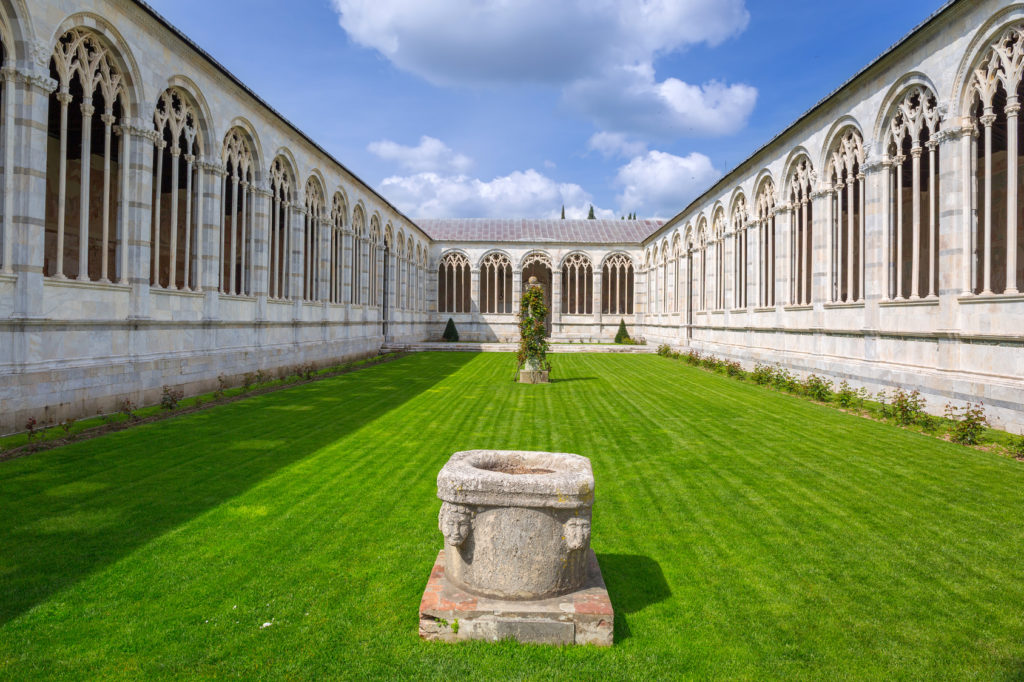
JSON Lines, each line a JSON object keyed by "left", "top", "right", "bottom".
{"left": 422, "top": 449, "right": 612, "bottom": 646}
{"left": 419, "top": 548, "right": 613, "bottom": 646}
{"left": 518, "top": 369, "right": 549, "bottom": 383}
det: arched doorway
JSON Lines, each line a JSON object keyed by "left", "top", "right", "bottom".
{"left": 521, "top": 252, "right": 552, "bottom": 335}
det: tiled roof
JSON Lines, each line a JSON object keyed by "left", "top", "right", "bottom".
{"left": 416, "top": 219, "right": 663, "bottom": 244}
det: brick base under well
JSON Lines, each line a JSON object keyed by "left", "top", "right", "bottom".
{"left": 418, "top": 549, "right": 614, "bottom": 646}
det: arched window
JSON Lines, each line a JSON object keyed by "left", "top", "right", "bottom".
{"left": 329, "top": 193, "right": 346, "bottom": 304}
{"left": 152, "top": 89, "right": 202, "bottom": 291}
{"left": 755, "top": 179, "right": 777, "bottom": 307}
{"left": 887, "top": 87, "right": 940, "bottom": 300}
{"left": 403, "top": 238, "right": 411, "bottom": 311}
{"left": 46, "top": 29, "right": 128, "bottom": 282}
{"left": 268, "top": 156, "right": 292, "bottom": 300}
{"left": 221, "top": 131, "right": 256, "bottom": 296}
{"left": 731, "top": 196, "right": 748, "bottom": 308}
{"left": 967, "top": 26, "right": 1023, "bottom": 295}
{"left": 415, "top": 244, "right": 423, "bottom": 312}
{"left": 644, "top": 249, "right": 653, "bottom": 313}
{"left": 438, "top": 251, "right": 471, "bottom": 313}
{"left": 303, "top": 178, "right": 324, "bottom": 302}
{"left": 659, "top": 242, "right": 668, "bottom": 314}
{"left": 712, "top": 209, "right": 726, "bottom": 310}
{"left": 787, "top": 158, "right": 814, "bottom": 305}
{"left": 480, "top": 252, "right": 512, "bottom": 313}
{"left": 561, "top": 253, "right": 593, "bottom": 314}
{"left": 671, "top": 238, "right": 681, "bottom": 313}
{"left": 697, "top": 221, "right": 708, "bottom": 312}
{"left": 826, "top": 130, "right": 865, "bottom": 303}
{"left": 369, "top": 217, "right": 381, "bottom": 307}
{"left": 350, "top": 207, "right": 364, "bottom": 304}
{"left": 396, "top": 233, "right": 405, "bottom": 310}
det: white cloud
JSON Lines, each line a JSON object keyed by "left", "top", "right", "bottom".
{"left": 332, "top": 0, "right": 749, "bottom": 85}
{"left": 567, "top": 65, "right": 757, "bottom": 137}
{"left": 332, "top": 0, "right": 754, "bottom": 138}
{"left": 379, "top": 169, "right": 612, "bottom": 219}
{"left": 615, "top": 150, "right": 720, "bottom": 218}
{"left": 588, "top": 131, "right": 647, "bottom": 159}
{"left": 367, "top": 135, "right": 473, "bottom": 173}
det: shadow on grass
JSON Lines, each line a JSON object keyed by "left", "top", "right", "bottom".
{"left": 598, "top": 553, "right": 672, "bottom": 642}
{"left": 0, "top": 352, "right": 475, "bottom": 625}
{"left": 549, "top": 377, "right": 597, "bottom": 384}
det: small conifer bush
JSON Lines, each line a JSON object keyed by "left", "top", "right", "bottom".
{"left": 615, "top": 319, "right": 631, "bottom": 344}
{"left": 442, "top": 317, "right": 459, "bottom": 342}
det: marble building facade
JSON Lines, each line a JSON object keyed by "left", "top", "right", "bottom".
{"left": 1, "top": 0, "right": 1023, "bottom": 433}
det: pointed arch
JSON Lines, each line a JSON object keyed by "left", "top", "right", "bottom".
{"left": 957, "top": 18, "right": 1024, "bottom": 296}
{"left": 785, "top": 153, "right": 815, "bottom": 305}
{"left": 266, "top": 152, "right": 294, "bottom": 299}
{"left": 824, "top": 125, "right": 865, "bottom": 302}
{"left": 730, "top": 190, "right": 749, "bottom": 308}
{"left": 44, "top": 24, "right": 135, "bottom": 282}
{"left": 150, "top": 86, "right": 205, "bottom": 290}
{"left": 350, "top": 203, "right": 366, "bottom": 304}
{"left": 560, "top": 251, "right": 593, "bottom": 315}
{"left": 438, "top": 250, "right": 471, "bottom": 314}
{"left": 302, "top": 175, "right": 325, "bottom": 301}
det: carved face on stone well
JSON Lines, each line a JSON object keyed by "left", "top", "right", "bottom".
{"left": 564, "top": 517, "right": 591, "bottom": 551}
{"left": 439, "top": 502, "right": 472, "bottom": 547}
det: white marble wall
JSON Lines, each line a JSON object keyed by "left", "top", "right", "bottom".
{"left": 636, "top": 0, "right": 1024, "bottom": 431}
{"left": 0, "top": 0, "right": 431, "bottom": 433}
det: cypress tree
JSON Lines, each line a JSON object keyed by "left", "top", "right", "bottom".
{"left": 587, "top": 204, "right": 596, "bottom": 220}
{"left": 561, "top": 205, "right": 565, "bottom": 220}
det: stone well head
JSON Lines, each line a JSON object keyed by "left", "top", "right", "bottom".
{"left": 437, "top": 450, "right": 594, "bottom": 601}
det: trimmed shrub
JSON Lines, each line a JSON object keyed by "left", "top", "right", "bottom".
{"left": 614, "top": 320, "right": 631, "bottom": 344}
{"left": 442, "top": 317, "right": 460, "bottom": 342}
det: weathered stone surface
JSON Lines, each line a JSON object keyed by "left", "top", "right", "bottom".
{"left": 419, "top": 548, "right": 614, "bottom": 646}
{"left": 437, "top": 450, "right": 594, "bottom": 601}
{"left": 518, "top": 369, "right": 549, "bottom": 383}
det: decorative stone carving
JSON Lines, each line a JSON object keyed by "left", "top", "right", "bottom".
{"left": 438, "top": 501, "right": 472, "bottom": 547}
{"left": 563, "top": 516, "right": 591, "bottom": 551}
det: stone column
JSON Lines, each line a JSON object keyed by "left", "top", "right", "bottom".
{"left": 199, "top": 162, "right": 225, "bottom": 319}
{"left": 1005, "top": 99, "right": 1020, "bottom": 294}
{"left": 980, "top": 110, "right": 996, "bottom": 294}
{"left": 470, "top": 266, "right": 480, "bottom": 314}
{"left": 342, "top": 229, "right": 353, "bottom": 305}
{"left": 291, "top": 205, "right": 305, "bottom": 317}
{"left": 592, "top": 266, "right": 602, "bottom": 327}
{"left": 10, "top": 68, "right": 57, "bottom": 319}
{"left": 252, "top": 185, "right": 271, "bottom": 318}
{"left": 319, "top": 217, "right": 331, "bottom": 303}
{"left": 551, "top": 266, "right": 561, "bottom": 333}
{"left": 810, "top": 190, "right": 828, "bottom": 308}
{"left": 0, "top": 67, "right": 15, "bottom": 276}
{"left": 511, "top": 268, "right": 522, "bottom": 315}
{"left": 121, "top": 123, "right": 158, "bottom": 320}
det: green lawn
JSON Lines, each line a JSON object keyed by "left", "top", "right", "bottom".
{"left": 1, "top": 352, "right": 1022, "bottom": 680}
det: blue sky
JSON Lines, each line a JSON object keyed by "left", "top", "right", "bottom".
{"left": 146, "top": 0, "right": 946, "bottom": 219}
